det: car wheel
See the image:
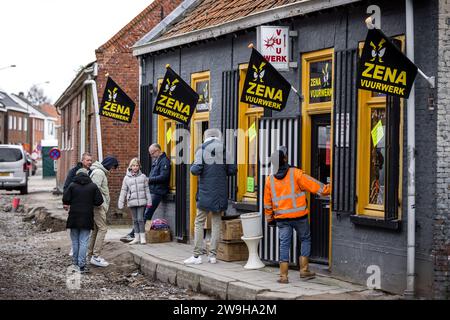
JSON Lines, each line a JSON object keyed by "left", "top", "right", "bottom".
{"left": 20, "top": 184, "right": 28, "bottom": 195}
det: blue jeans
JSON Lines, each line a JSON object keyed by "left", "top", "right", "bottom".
{"left": 70, "top": 228, "right": 91, "bottom": 267}
{"left": 130, "top": 206, "right": 146, "bottom": 234}
{"left": 129, "top": 194, "right": 163, "bottom": 237}
{"left": 278, "top": 217, "right": 311, "bottom": 262}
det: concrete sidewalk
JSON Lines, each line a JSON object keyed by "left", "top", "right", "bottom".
{"left": 105, "top": 227, "right": 397, "bottom": 300}
{"left": 18, "top": 176, "right": 397, "bottom": 300}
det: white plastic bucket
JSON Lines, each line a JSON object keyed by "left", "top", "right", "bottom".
{"left": 240, "top": 212, "right": 262, "bottom": 238}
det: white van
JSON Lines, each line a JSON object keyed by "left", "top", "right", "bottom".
{"left": 0, "top": 144, "right": 29, "bottom": 194}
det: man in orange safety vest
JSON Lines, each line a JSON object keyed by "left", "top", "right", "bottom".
{"left": 264, "top": 146, "right": 331, "bottom": 283}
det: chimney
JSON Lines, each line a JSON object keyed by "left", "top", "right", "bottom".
{"left": 19, "top": 92, "right": 24, "bottom": 97}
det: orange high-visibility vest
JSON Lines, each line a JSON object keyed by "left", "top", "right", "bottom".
{"left": 264, "top": 167, "right": 331, "bottom": 222}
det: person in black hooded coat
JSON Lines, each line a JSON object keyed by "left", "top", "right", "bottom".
{"left": 63, "top": 168, "right": 103, "bottom": 271}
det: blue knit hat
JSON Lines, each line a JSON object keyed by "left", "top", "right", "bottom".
{"left": 102, "top": 156, "right": 119, "bottom": 171}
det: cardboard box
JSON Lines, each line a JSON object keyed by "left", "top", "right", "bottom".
{"left": 145, "top": 229, "right": 171, "bottom": 243}
{"left": 217, "top": 240, "right": 248, "bottom": 262}
{"left": 221, "top": 218, "right": 243, "bottom": 241}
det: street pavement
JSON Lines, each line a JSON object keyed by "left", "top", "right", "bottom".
{"left": 10, "top": 172, "right": 399, "bottom": 300}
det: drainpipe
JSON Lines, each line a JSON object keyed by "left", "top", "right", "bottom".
{"left": 84, "top": 78, "right": 103, "bottom": 162}
{"left": 405, "top": 0, "right": 416, "bottom": 298}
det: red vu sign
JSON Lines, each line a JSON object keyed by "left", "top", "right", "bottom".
{"left": 257, "top": 26, "right": 290, "bottom": 71}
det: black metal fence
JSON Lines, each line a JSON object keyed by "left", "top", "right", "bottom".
{"left": 139, "top": 84, "right": 153, "bottom": 175}
{"left": 332, "top": 49, "right": 358, "bottom": 215}
{"left": 221, "top": 70, "right": 239, "bottom": 202}
{"left": 258, "top": 116, "right": 302, "bottom": 264}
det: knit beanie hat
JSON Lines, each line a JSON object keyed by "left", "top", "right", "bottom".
{"left": 102, "top": 156, "right": 119, "bottom": 171}
{"left": 76, "top": 168, "right": 88, "bottom": 176}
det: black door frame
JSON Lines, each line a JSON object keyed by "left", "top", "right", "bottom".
{"left": 309, "top": 113, "right": 331, "bottom": 265}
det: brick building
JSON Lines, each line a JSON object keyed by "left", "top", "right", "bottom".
{"left": 36, "top": 103, "right": 59, "bottom": 143}
{"left": 55, "top": 0, "right": 182, "bottom": 224}
{"left": 133, "top": 0, "right": 449, "bottom": 298}
{"left": 11, "top": 93, "right": 48, "bottom": 155}
{"left": 0, "top": 90, "right": 30, "bottom": 150}
{"left": 0, "top": 101, "right": 5, "bottom": 144}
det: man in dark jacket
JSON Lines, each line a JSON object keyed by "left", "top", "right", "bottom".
{"left": 63, "top": 168, "right": 103, "bottom": 273}
{"left": 63, "top": 152, "right": 93, "bottom": 193}
{"left": 184, "top": 128, "right": 237, "bottom": 265}
{"left": 120, "top": 143, "right": 171, "bottom": 242}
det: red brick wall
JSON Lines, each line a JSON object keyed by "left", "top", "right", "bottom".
{"left": 6, "top": 111, "right": 29, "bottom": 147}
{"left": 31, "top": 118, "right": 44, "bottom": 152}
{"left": 95, "top": 0, "right": 183, "bottom": 224}
{"left": 0, "top": 112, "right": 5, "bottom": 144}
{"left": 56, "top": 92, "right": 82, "bottom": 191}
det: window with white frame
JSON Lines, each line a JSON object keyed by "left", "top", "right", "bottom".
{"left": 18, "top": 117, "right": 22, "bottom": 131}
{"left": 61, "top": 131, "right": 65, "bottom": 150}
{"left": 8, "top": 116, "right": 12, "bottom": 129}
{"left": 24, "top": 118, "right": 27, "bottom": 131}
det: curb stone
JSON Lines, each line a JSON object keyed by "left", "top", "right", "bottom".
{"left": 227, "top": 281, "right": 268, "bottom": 300}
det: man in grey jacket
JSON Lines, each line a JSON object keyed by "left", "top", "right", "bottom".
{"left": 184, "top": 128, "right": 237, "bottom": 265}
{"left": 87, "top": 156, "right": 118, "bottom": 267}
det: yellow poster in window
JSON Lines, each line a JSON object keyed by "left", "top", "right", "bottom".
{"left": 248, "top": 122, "right": 257, "bottom": 142}
{"left": 166, "top": 127, "right": 172, "bottom": 144}
{"left": 371, "top": 120, "right": 384, "bottom": 147}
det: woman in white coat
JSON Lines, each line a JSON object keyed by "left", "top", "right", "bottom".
{"left": 118, "top": 158, "right": 152, "bottom": 244}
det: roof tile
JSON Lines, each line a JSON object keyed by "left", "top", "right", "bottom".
{"left": 159, "top": 0, "right": 299, "bottom": 40}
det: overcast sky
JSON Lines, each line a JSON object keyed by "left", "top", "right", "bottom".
{"left": 0, "top": 0, "right": 154, "bottom": 103}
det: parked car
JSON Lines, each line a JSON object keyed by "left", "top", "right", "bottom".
{"left": 0, "top": 144, "right": 29, "bottom": 194}
{"left": 25, "top": 153, "right": 37, "bottom": 176}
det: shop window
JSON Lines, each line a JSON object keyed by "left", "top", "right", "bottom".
{"left": 156, "top": 78, "right": 176, "bottom": 193}
{"left": 356, "top": 36, "right": 404, "bottom": 219}
{"left": 238, "top": 65, "right": 264, "bottom": 202}
{"left": 301, "top": 48, "right": 334, "bottom": 180}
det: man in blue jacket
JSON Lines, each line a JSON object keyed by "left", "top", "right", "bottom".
{"left": 184, "top": 128, "right": 237, "bottom": 265}
{"left": 120, "top": 143, "right": 171, "bottom": 242}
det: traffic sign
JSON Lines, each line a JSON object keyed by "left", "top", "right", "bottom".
{"left": 49, "top": 148, "right": 61, "bottom": 160}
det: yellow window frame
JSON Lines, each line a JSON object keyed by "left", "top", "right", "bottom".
{"left": 237, "top": 64, "right": 264, "bottom": 202}
{"left": 301, "top": 48, "right": 334, "bottom": 178}
{"left": 156, "top": 78, "right": 176, "bottom": 193}
{"left": 356, "top": 35, "right": 405, "bottom": 218}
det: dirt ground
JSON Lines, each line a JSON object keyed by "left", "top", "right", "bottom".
{"left": 0, "top": 192, "right": 212, "bottom": 300}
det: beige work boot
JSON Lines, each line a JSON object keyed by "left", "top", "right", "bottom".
{"left": 300, "top": 256, "right": 316, "bottom": 279}
{"left": 277, "top": 262, "right": 289, "bottom": 284}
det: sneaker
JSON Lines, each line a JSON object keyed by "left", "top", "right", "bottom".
{"left": 68, "top": 264, "right": 79, "bottom": 273}
{"left": 90, "top": 256, "right": 109, "bottom": 267}
{"left": 120, "top": 234, "right": 134, "bottom": 243}
{"left": 208, "top": 256, "right": 217, "bottom": 264}
{"left": 79, "top": 266, "right": 89, "bottom": 274}
{"left": 183, "top": 256, "right": 202, "bottom": 265}
{"left": 69, "top": 248, "right": 73, "bottom": 256}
